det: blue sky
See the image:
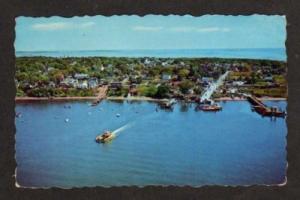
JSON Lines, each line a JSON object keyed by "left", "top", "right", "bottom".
{"left": 15, "top": 15, "right": 286, "bottom": 51}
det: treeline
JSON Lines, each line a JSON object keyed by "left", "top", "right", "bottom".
{"left": 17, "top": 87, "right": 95, "bottom": 97}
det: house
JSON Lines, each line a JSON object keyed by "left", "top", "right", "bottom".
{"left": 232, "top": 81, "right": 245, "bottom": 86}
{"left": 130, "top": 83, "right": 137, "bottom": 89}
{"left": 74, "top": 73, "right": 89, "bottom": 80}
{"left": 228, "top": 88, "right": 238, "bottom": 94}
{"left": 264, "top": 76, "right": 273, "bottom": 82}
{"left": 201, "top": 77, "right": 214, "bottom": 84}
{"left": 60, "top": 76, "right": 78, "bottom": 88}
{"left": 70, "top": 61, "right": 77, "bottom": 66}
{"left": 129, "top": 88, "right": 138, "bottom": 96}
{"left": 88, "top": 78, "right": 98, "bottom": 88}
{"left": 109, "top": 82, "right": 122, "bottom": 89}
{"left": 162, "top": 73, "right": 172, "bottom": 81}
{"left": 46, "top": 67, "right": 54, "bottom": 72}
{"left": 188, "top": 89, "right": 194, "bottom": 94}
{"left": 49, "top": 81, "right": 56, "bottom": 88}
{"left": 77, "top": 80, "right": 88, "bottom": 89}
{"left": 144, "top": 58, "right": 151, "bottom": 65}
{"left": 15, "top": 80, "right": 20, "bottom": 88}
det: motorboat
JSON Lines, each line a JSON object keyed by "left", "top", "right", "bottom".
{"left": 95, "top": 131, "right": 115, "bottom": 143}
{"left": 197, "top": 103, "right": 222, "bottom": 111}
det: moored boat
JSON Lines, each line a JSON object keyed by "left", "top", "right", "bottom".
{"left": 95, "top": 131, "right": 115, "bottom": 143}
{"left": 197, "top": 103, "right": 222, "bottom": 111}
{"left": 159, "top": 99, "right": 176, "bottom": 109}
{"left": 91, "top": 99, "right": 101, "bottom": 106}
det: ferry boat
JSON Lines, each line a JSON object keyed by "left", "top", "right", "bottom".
{"left": 95, "top": 131, "right": 115, "bottom": 143}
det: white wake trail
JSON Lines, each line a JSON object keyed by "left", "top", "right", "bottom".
{"left": 112, "top": 123, "right": 134, "bottom": 136}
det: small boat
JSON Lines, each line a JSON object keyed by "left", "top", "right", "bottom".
{"left": 91, "top": 99, "right": 101, "bottom": 106}
{"left": 95, "top": 131, "right": 115, "bottom": 143}
{"left": 159, "top": 99, "right": 176, "bottom": 109}
{"left": 16, "top": 112, "right": 22, "bottom": 118}
{"left": 65, "top": 118, "right": 70, "bottom": 122}
{"left": 198, "top": 104, "right": 222, "bottom": 111}
{"left": 116, "top": 113, "right": 121, "bottom": 117}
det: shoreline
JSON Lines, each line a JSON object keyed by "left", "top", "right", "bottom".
{"left": 214, "top": 97, "right": 287, "bottom": 101}
{"left": 15, "top": 96, "right": 287, "bottom": 103}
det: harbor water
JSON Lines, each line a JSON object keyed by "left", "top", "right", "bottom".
{"left": 15, "top": 100, "right": 287, "bottom": 187}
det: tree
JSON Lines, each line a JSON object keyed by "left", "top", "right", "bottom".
{"left": 155, "top": 84, "right": 170, "bottom": 98}
{"left": 193, "top": 86, "right": 202, "bottom": 95}
{"left": 179, "top": 80, "right": 193, "bottom": 94}
{"left": 178, "top": 69, "right": 190, "bottom": 80}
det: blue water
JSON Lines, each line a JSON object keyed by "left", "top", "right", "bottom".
{"left": 15, "top": 100, "right": 287, "bottom": 188}
{"left": 16, "top": 48, "right": 286, "bottom": 61}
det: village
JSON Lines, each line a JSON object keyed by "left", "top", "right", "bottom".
{"left": 15, "top": 57, "right": 287, "bottom": 104}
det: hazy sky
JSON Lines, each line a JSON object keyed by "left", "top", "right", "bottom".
{"left": 15, "top": 15, "right": 286, "bottom": 51}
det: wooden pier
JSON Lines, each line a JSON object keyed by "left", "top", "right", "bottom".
{"left": 91, "top": 86, "right": 108, "bottom": 106}
{"left": 246, "top": 95, "right": 286, "bottom": 118}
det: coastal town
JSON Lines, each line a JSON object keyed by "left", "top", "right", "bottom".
{"left": 14, "top": 15, "right": 288, "bottom": 188}
{"left": 15, "top": 56, "right": 287, "bottom": 102}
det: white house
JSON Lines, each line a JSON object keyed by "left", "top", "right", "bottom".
{"left": 232, "top": 81, "right": 245, "bottom": 86}
{"left": 88, "top": 78, "right": 98, "bottom": 88}
{"left": 77, "top": 80, "right": 88, "bottom": 89}
{"left": 162, "top": 73, "right": 172, "bottom": 81}
{"left": 61, "top": 76, "right": 78, "bottom": 87}
{"left": 74, "top": 73, "right": 89, "bottom": 80}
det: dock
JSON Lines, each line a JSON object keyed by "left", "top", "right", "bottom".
{"left": 246, "top": 95, "right": 286, "bottom": 118}
{"left": 91, "top": 86, "right": 108, "bottom": 106}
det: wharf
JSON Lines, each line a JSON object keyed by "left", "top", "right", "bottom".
{"left": 246, "top": 95, "right": 286, "bottom": 118}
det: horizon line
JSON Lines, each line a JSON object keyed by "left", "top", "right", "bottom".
{"left": 16, "top": 47, "right": 285, "bottom": 52}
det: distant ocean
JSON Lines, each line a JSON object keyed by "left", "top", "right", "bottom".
{"left": 16, "top": 48, "right": 286, "bottom": 61}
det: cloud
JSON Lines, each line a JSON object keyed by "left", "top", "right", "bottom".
{"left": 32, "top": 22, "right": 96, "bottom": 31}
{"left": 132, "top": 26, "right": 163, "bottom": 31}
{"left": 80, "top": 22, "right": 96, "bottom": 28}
{"left": 171, "top": 27, "right": 231, "bottom": 33}
{"left": 32, "top": 22, "right": 70, "bottom": 31}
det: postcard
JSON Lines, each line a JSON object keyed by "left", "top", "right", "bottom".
{"left": 14, "top": 15, "right": 287, "bottom": 188}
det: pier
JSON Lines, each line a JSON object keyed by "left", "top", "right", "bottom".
{"left": 92, "top": 86, "right": 108, "bottom": 106}
{"left": 200, "top": 71, "right": 230, "bottom": 102}
{"left": 246, "top": 95, "right": 286, "bottom": 118}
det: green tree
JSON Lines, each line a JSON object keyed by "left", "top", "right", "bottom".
{"left": 155, "top": 84, "right": 170, "bottom": 98}
{"left": 179, "top": 80, "right": 193, "bottom": 94}
{"left": 178, "top": 69, "right": 190, "bottom": 80}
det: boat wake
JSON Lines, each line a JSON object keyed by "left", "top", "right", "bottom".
{"left": 112, "top": 123, "right": 134, "bottom": 136}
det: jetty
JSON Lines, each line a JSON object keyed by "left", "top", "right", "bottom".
{"left": 200, "top": 71, "right": 229, "bottom": 103}
{"left": 246, "top": 95, "right": 286, "bottom": 118}
{"left": 91, "top": 86, "right": 108, "bottom": 106}
{"left": 196, "top": 71, "right": 229, "bottom": 111}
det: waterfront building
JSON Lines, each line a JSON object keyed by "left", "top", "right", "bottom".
{"left": 77, "top": 80, "right": 88, "bottom": 89}
{"left": 109, "top": 82, "right": 122, "bottom": 89}
{"left": 74, "top": 73, "right": 89, "bottom": 80}
{"left": 88, "top": 78, "right": 98, "bottom": 88}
